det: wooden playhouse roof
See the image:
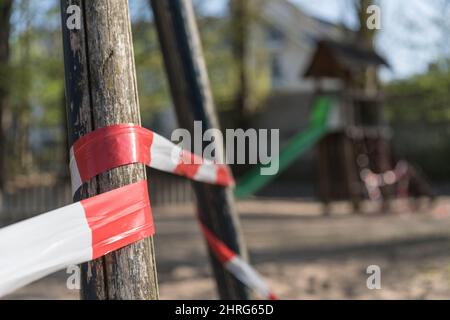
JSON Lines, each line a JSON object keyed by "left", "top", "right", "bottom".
{"left": 303, "top": 39, "right": 389, "bottom": 79}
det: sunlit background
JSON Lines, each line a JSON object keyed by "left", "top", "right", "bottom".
{"left": 1, "top": 0, "right": 450, "bottom": 300}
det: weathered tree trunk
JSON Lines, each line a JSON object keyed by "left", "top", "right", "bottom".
{"left": 60, "top": 89, "right": 70, "bottom": 180}
{"left": 60, "top": 0, "right": 159, "bottom": 300}
{"left": 150, "top": 0, "right": 251, "bottom": 299}
{"left": 0, "top": 0, "right": 13, "bottom": 191}
{"left": 355, "top": 0, "right": 379, "bottom": 93}
{"left": 230, "top": 0, "right": 253, "bottom": 127}
{"left": 15, "top": 0, "right": 33, "bottom": 176}
{"left": 356, "top": 0, "right": 377, "bottom": 48}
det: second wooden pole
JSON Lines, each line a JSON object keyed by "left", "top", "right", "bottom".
{"left": 150, "top": 0, "right": 251, "bottom": 299}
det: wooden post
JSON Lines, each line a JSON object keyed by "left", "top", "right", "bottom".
{"left": 317, "top": 139, "right": 331, "bottom": 214}
{"left": 60, "top": 0, "right": 159, "bottom": 300}
{"left": 150, "top": 0, "right": 251, "bottom": 299}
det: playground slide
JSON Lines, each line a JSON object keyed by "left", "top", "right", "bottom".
{"left": 234, "top": 96, "right": 334, "bottom": 199}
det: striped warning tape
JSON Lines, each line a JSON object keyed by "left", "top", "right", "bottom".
{"left": 69, "top": 124, "right": 275, "bottom": 299}
{"left": 70, "top": 124, "right": 234, "bottom": 196}
{"left": 201, "top": 225, "right": 277, "bottom": 300}
{"left": 0, "top": 181, "right": 154, "bottom": 297}
{"left": 0, "top": 124, "right": 275, "bottom": 300}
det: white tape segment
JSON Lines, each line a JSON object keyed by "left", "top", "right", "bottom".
{"left": 0, "top": 181, "right": 154, "bottom": 297}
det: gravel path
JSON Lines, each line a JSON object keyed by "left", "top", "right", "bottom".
{"left": 4, "top": 198, "right": 450, "bottom": 300}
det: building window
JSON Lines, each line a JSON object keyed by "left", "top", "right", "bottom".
{"left": 266, "top": 26, "right": 285, "bottom": 50}
{"left": 271, "top": 55, "right": 283, "bottom": 85}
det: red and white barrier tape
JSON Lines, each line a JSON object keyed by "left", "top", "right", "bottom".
{"left": 201, "top": 225, "right": 277, "bottom": 300}
{"left": 70, "top": 124, "right": 274, "bottom": 299}
{"left": 70, "top": 124, "right": 234, "bottom": 195}
{"left": 0, "top": 124, "right": 275, "bottom": 300}
{"left": 0, "top": 181, "right": 154, "bottom": 297}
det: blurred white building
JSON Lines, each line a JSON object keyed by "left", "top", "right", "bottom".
{"left": 260, "top": 0, "right": 346, "bottom": 92}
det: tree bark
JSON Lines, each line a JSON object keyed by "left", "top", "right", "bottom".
{"left": 356, "top": 0, "right": 377, "bottom": 48}
{"left": 60, "top": 0, "right": 159, "bottom": 300}
{"left": 150, "top": 0, "right": 251, "bottom": 299}
{"left": 355, "top": 0, "right": 379, "bottom": 92}
{"left": 0, "top": 0, "right": 13, "bottom": 191}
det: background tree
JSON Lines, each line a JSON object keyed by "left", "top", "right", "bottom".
{"left": 0, "top": 0, "right": 13, "bottom": 191}
{"left": 229, "top": 0, "right": 254, "bottom": 127}
{"left": 11, "top": 0, "right": 33, "bottom": 176}
{"left": 6, "top": 0, "right": 66, "bottom": 183}
{"left": 351, "top": 0, "right": 379, "bottom": 93}
{"left": 354, "top": 0, "right": 377, "bottom": 48}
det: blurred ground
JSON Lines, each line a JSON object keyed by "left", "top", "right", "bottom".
{"left": 4, "top": 197, "right": 450, "bottom": 300}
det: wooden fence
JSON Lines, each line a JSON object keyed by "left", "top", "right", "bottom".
{"left": 0, "top": 169, "right": 194, "bottom": 226}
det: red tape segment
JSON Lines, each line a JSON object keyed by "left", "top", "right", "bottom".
{"left": 70, "top": 124, "right": 235, "bottom": 195}
{"left": 0, "top": 181, "right": 154, "bottom": 297}
{"left": 82, "top": 181, "right": 154, "bottom": 259}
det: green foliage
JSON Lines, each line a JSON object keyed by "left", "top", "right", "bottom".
{"left": 199, "top": 16, "right": 243, "bottom": 110}
{"left": 384, "top": 62, "right": 450, "bottom": 180}
{"left": 132, "top": 14, "right": 271, "bottom": 120}
{"left": 385, "top": 62, "right": 450, "bottom": 123}
{"left": 2, "top": 1, "right": 272, "bottom": 178}
{"left": 8, "top": 0, "right": 64, "bottom": 128}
